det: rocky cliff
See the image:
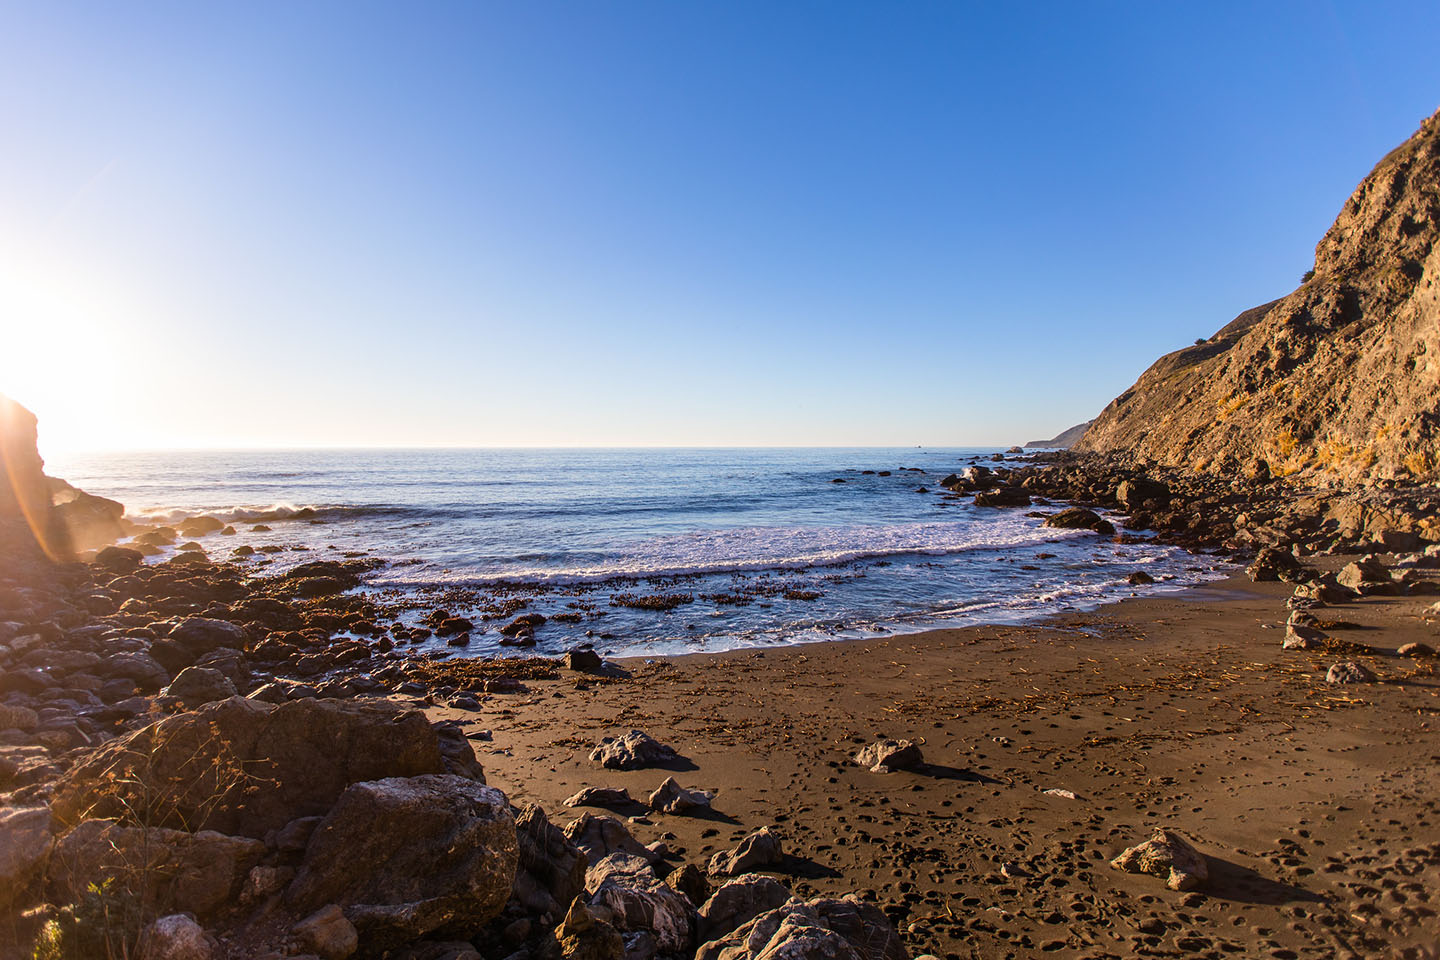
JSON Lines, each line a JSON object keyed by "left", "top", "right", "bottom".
{"left": 1024, "top": 420, "right": 1093, "bottom": 450}
{"left": 1076, "top": 107, "right": 1440, "bottom": 486}
{"left": 0, "top": 393, "right": 125, "bottom": 557}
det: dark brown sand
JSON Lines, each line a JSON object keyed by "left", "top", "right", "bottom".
{"left": 421, "top": 567, "right": 1440, "bottom": 960}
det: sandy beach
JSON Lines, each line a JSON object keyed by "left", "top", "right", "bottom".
{"left": 425, "top": 568, "right": 1440, "bottom": 960}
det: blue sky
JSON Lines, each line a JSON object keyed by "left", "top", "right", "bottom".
{"left": 2, "top": 1, "right": 1438, "bottom": 452}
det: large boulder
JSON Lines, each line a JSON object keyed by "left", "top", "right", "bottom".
{"left": 286, "top": 775, "right": 518, "bottom": 951}
{"left": 512, "top": 803, "right": 587, "bottom": 920}
{"left": 694, "top": 896, "right": 905, "bottom": 960}
{"left": 48, "top": 820, "right": 265, "bottom": 920}
{"left": 51, "top": 697, "right": 468, "bottom": 838}
{"left": 1111, "top": 827, "right": 1209, "bottom": 891}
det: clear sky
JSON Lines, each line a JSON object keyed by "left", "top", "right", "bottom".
{"left": 2, "top": 1, "right": 1438, "bottom": 455}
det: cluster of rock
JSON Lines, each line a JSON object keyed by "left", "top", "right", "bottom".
{"left": 935, "top": 452, "right": 1439, "bottom": 559}
{"left": 3, "top": 684, "right": 908, "bottom": 960}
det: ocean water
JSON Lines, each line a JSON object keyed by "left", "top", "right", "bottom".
{"left": 47, "top": 448, "right": 1229, "bottom": 657}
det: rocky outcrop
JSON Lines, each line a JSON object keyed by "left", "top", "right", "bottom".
{"left": 0, "top": 393, "right": 126, "bottom": 556}
{"left": 1024, "top": 420, "right": 1093, "bottom": 450}
{"left": 1076, "top": 108, "right": 1440, "bottom": 485}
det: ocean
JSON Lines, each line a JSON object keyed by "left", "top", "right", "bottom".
{"left": 47, "top": 447, "right": 1229, "bottom": 657}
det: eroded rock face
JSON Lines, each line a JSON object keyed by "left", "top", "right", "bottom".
{"left": 694, "top": 896, "right": 905, "bottom": 960}
{"left": 512, "top": 802, "right": 587, "bottom": 920}
{"left": 1076, "top": 108, "right": 1440, "bottom": 486}
{"left": 1111, "top": 827, "right": 1209, "bottom": 891}
{"left": 286, "top": 775, "right": 518, "bottom": 951}
{"left": 51, "top": 697, "right": 462, "bottom": 838}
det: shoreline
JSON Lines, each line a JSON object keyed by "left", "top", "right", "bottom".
{"left": 4, "top": 451, "right": 1439, "bottom": 960}
{"left": 439, "top": 566, "right": 1440, "bottom": 959}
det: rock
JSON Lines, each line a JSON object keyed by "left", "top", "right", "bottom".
{"left": 853, "top": 739, "right": 923, "bottom": 773}
{"left": 1116, "top": 478, "right": 1170, "bottom": 509}
{"left": 667, "top": 863, "right": 712, "bottom": 909}
{"left": 138, "top": 914, "right": 217, "bottom": 960}
{"left": 512, "top": 802, "right": 587, "bottom": 919}
{"left": 162, "top": 666, "right": 238, "bottom": 706}
{"left": 286, "top": 775, "right": 517, "bottom": 950}
{"left": 178, "top": 516, "right": 225, "bottom": 538}
{"left": 1127, "top": 570, "right": 1155, "bottom": 585}
{"left": 95, "top": 545, "right": 144, "bottom": 573}
{"left": 1043, "top": 508, "right": 1115, "bottom": 535}
{"left": 1337, "top": 557, "right": 1396, "bottom": 595}
{"left": 1110, "top": 827, "right": 1209, "bottom": 891}
{"left": 564, "top": 814, "right": 657, "bottom": 865}
{"left": 708, "top": 827, "right": 784, "bottom": 877}
{"left": 697, "top": 874, "right": 791, "bottom": 942}
{"left": 52, "top": 697, "right": 460, "bottom": 838}
{"left": 1398, "top": 642, "right": 1436, "bottom": 657}
{"left": 566, "top": 787, "right": 636, "bottom": 809}
{"left": 1326, "top": 660, "right": 1376, "bottom": 684}
{"left": 49, "top": 819, "right": 265, "bottom": 919}
{"left": 973, "top": 487, "right": 1031, "bottom": 508}
{"left": 693, "top": 895, "right": 905, "bottom": 960}
{"left": 1283, "top": 623, "right": 1327, "bottom": 650}
{"left": 102, "top": 651, "right": 170, "bottom": 691}
{"left": 590, "top": 730, "right": 681, "bottom": 770}
{"left": 0, "top": 805, "right": 54, "bottom": 908}
{"left": 501, "top": 614, "right": 547, "bottom": 637}
{"left": 648, "top": 777, "right": 713, "bottom": 814}
{"left": 292, "top": 904, "right": 359, "bottom": 960}
{"left": 590, "top": 876, "right": 695, "bottom": 957}
{"left": 1246, "top": 547, "right": 1305, "bottom": 583}
{"left": 168, "top": 618, "right": 248, "bottom": 655}
{"left": 587, "top": 852, "right": 660, "bottom": 896}
{"left": 566, "top": 649, "right": 605, "bottom": 673}
{"left": 554, "top": 896, "right": 624, "bottom": 960}
{"left": 1292, "top": 579, "right": 1354, "bottom": 604}
{"left": 0, "top": 702, "right": 40, "bottom": 732}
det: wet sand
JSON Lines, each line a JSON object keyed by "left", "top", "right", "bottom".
{"left": 420, "top": 565, "right": 1440, "bottom": 959}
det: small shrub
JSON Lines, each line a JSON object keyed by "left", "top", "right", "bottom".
{"left": 1301, "top": 268, "right": 1316, "bottom": 283}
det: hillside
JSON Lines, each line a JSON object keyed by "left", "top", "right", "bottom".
{"left": 1076, "top": 107, "right": 1440, "bottom": 485}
